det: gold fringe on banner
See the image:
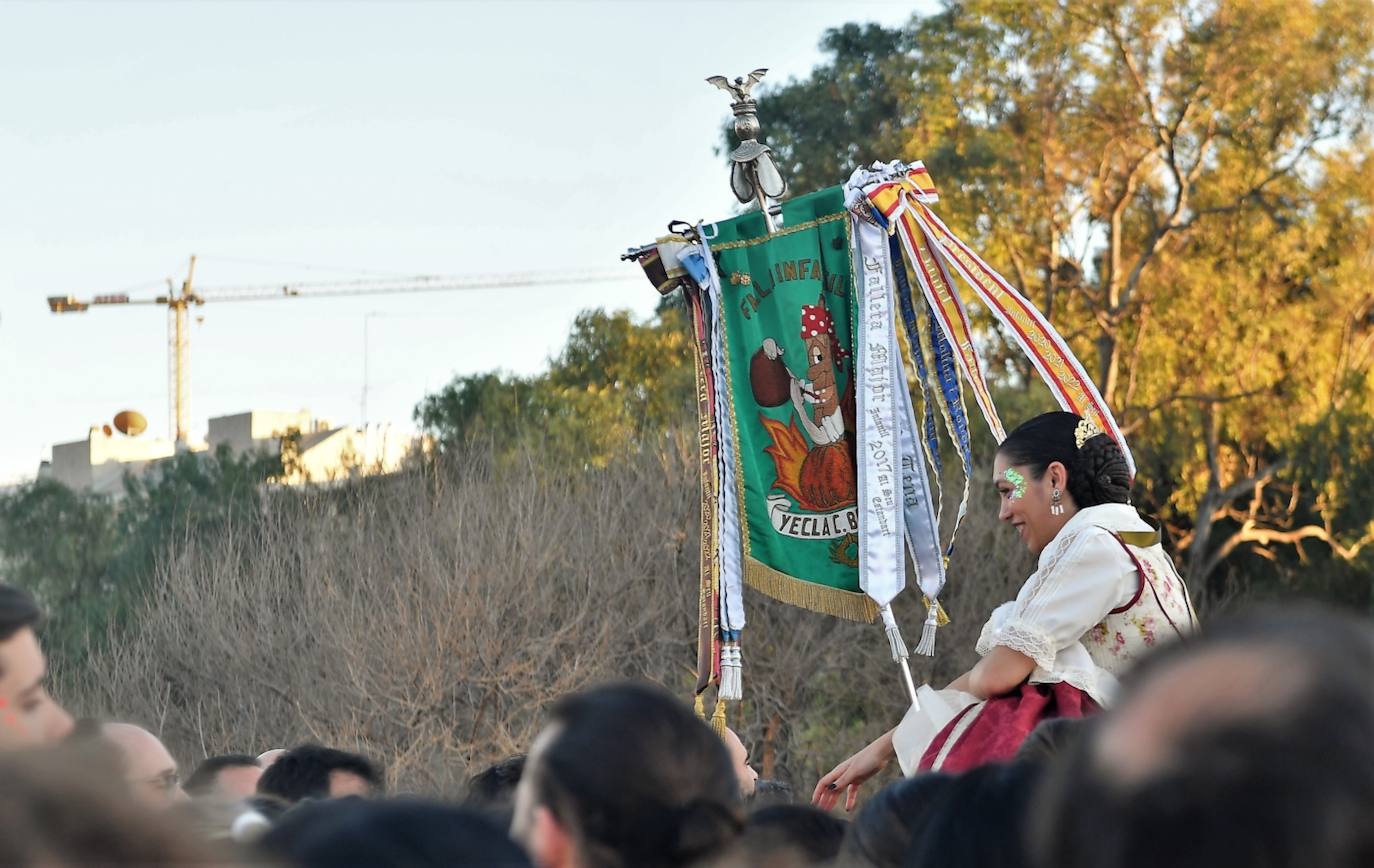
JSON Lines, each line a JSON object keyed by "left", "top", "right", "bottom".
{"left": 708, "top": 211, "right": 848, "bottom": 251}
{"left": 743, "top": 556, "right": 878, "bottom": 623}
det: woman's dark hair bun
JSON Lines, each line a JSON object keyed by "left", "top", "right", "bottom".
{"left": 997, "top": 412, "right": 1131, "bottom": 508}
{"left": 1072, "top": 433, "right": 1131, "bottom": 507}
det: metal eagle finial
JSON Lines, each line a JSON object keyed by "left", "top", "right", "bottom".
{"left": 706, "top": 68, "right": 768, "bottom": 103}
{"left": 706, "top": 68, "right": 787, "bottom": 231}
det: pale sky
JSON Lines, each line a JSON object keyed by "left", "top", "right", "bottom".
{"left": 0, "top": 0, "right": 927, "bottom": 484}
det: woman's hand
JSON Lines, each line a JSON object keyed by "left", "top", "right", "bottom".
{"left": 811, "top": 727, "right": 896, "bottom": 813}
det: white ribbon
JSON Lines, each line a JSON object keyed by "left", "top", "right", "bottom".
{"left": 895, "top": 355, "right": 945, "bottom": 603}
{"left": 847, "top": 187, "right": 951, "bottom": 671}
{"left": 852, "top": 217, "right": 905, "bottom": 611}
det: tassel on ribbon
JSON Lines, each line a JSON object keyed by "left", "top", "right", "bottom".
{"left": 915, "top": 602, "right": 941, "bottom": 657}
{"left": 879, "top": 604, "right": 910, "bottom": 663}
{"left": 694, "top": 693, "right": 706, "bottom": 720}
{"left": 719, "top": 642, "right": 743, "bottom": 701}
{"left": 710, "top": 697, "right": 728, "bottom": 737}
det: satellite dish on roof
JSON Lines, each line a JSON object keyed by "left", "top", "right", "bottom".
{"left": 113, "top": 410, "right": 147, "bottom": 437}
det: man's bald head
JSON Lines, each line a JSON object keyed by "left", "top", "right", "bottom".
{"left": 101, "top": 723, "right": 186, "bottom": 810}
{"left": 1036, "top": 606, "right": 1374, "bottom": 868}
{"left": 1093, "top": 643, "right": 1313, "bottom": 785}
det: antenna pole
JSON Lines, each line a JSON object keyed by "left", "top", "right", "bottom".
{"left": 361, "top": 314, "right": 371, "bottom": 427}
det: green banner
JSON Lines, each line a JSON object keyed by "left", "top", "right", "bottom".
{"left": 709, "top": 187, "right": 877, "bottom": 622}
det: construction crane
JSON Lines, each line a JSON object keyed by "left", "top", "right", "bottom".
{"left": 47, "top": 255, "right": 637, "bottom": 443}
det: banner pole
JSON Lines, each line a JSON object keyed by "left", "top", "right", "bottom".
{"left": 898, "top": 656, "right": 919, "bottom": 707}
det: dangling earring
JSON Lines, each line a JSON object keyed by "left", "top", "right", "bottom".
{"left": 1050, "top": 488, "right": 1064, "bottom": 516}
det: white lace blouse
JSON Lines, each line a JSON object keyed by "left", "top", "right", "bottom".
{"left": 974, "top": 502, "right": 1195, "bottom": 707}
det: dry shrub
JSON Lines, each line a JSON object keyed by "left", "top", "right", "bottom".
{"left": 63, "top": 435, "right": 1029, "bottom": 799}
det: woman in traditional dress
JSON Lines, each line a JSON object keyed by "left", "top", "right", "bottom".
{"left": 813, "top": 411, "right": 1197, "bottom": 812}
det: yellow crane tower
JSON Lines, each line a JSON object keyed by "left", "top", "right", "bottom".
{"left": 47, "top": 256, "right": 634, "bottom": 443}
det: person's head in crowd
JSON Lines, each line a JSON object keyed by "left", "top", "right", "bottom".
{"left": 0, "top": 584, "right": 73, "bottom": 749}
{"left": 1036, "top": 605, "right": 1374, "bottom": 868}
{"left": 720, "top": 727, "right": 758, "bottom": 799}
{"left": 170, "top": 795, "right": 251, "bottom": 845}
{"left": 257, "top": 747, "right": 287, "bottom": 769}
{"left": 838, "top": 772, "right": 953, "bottom": 868}
{"left": 993, "top": 411, "right": 1132, "bottom": 555}
{"left": 261, "top": 797, "right": 532, "bottom": 868}
{"left": 729, "top": 804, "right": 846, "bottom": 866}
{"left": 184, "top": 752, "right": 263, "bottom": 802}
{"left": 511, "top": 681, "right": 743, "bottom": 868}
{"left": 904, "top": 761, "right": 1040, "bottom": 868}
{"left": 257, "top": 743, "right": 382, "bottom": 803}
{"left": 244, "top": 792, "right": 293, "bottom": 822}
{"left": 1015, "top": 716, "right": 1089, "bottom": 766}
{"left": 0, "top": 746, "right": 225, "bottom": 865}
{"left": 749, "top": 778, "right": 793, "bottom": 807}
{"left": 101, "top": 722, "right": 187, "bottom": 810}
{"left": 466, "top": 754, "right": 526, "bottom": 809}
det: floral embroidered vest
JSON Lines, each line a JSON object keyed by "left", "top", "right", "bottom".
{"left": 1082, "top": 532, "right": 1198, "bottom": 676}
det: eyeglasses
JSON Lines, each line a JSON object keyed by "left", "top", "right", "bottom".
{"left": 140, "top": 769, "right": 181, "bottom": 794}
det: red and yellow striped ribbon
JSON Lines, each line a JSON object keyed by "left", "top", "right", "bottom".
{"left": 869, "top": 167, "right": 1006, "bottom": 443}
{"left": 864, "top": 165, "right": 1135, "bottom": 477}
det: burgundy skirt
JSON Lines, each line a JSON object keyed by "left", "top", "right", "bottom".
{"left": 917, "top": 681, "right": 1100, "bottom": 773}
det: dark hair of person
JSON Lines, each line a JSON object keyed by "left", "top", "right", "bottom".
{"left": 465, "top": 754, "right": 525, "bottom": 809}
{"left": 904, "top": 761, "right": 1041, "bottom": 868}
{"left": 260, "top": 796, "right": 532, "bottom": 868}
{"left": 838, "top": 772, "right": 954, "bottom": 868}
{"left": 257, "top": 744, "right": 381, "bottom": 803}
{"left": 528, "top": 681, "right": 743, "bottom": 868}
{"left": 0, "top": 583, "right": 41, "bottom": 645}
{"left": 997, "top": 411, "right": 1131, "bottom": 507}
{"left": 184, "top": 752, "right": 262, "bottom": 796}
{"left": 748, "top": 778, "right": 794, "bottom": 807}
{"left": 1015, "top": 716, "right": 1090, "bottom": 766}
{"left": 1034, "top": 605, "right": 1374, "bottom": 868}
{"left": 738, "top": 803, "right": 846, "bottom": 865}
{"left": 244, "top": 792, "right": 293, "bottom": 823}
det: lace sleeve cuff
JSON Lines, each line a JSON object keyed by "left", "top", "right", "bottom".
{"left": 976, "top": 618, "right": 1058, "bottom": 672}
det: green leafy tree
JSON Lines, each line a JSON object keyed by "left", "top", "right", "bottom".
{"left": 0, "top": 446, "right": 284, "bottom": 661}
{"left": 416, "top": 307, "right": 695, "bottom": 467}
{"left": 0, "top": 481, "right": 120, "bottom": 656}
{"left": 748, "top": 0, "right": 1374, "bottom": 604}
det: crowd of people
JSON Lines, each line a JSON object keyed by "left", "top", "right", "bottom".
{"left": 5, "top": 584, "right": 1374, "bottom": 867}
{"left": 2, "top": 410, "right": 1372, "bottom": 866}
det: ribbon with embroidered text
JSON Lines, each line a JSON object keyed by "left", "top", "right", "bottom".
{"left": 850, "top": 213, "right": 946, "bottom": 673}
{"left": 683, "top": 281, "right": 722, "bottom": 699}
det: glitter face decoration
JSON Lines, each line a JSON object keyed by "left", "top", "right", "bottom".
{"left": 1003, "top": 468, "right": 1027, "bottom": 500}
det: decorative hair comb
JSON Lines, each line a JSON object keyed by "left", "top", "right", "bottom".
{"left": 1074, "top": 417, "right": 1104, "bottom": 450}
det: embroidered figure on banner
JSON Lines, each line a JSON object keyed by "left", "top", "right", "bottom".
{"left": 750, "top": 294, "right": 860, "bottom": 566}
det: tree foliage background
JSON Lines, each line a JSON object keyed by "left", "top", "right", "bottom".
{"left": 733, "top": 0, "right": 1374, "bottom": 606}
